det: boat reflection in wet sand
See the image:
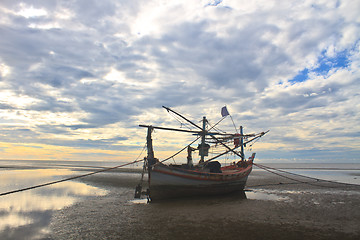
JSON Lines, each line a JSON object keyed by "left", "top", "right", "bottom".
{"left": 135, "top": 106, "right": 268, "bottom": 201}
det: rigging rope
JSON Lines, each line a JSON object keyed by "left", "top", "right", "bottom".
{"left": 135, "top": 144, "right": 147, "bottom": 165}
{"left": 250, "top": 163, "right": 360, "bottom": 189}
{"left": 229, "top": 114, "right": 238, "bottom": 134}
{"left": 0, "top": 157, "right": 145, "bottom": 197}
{"left": 160, "top": 136, "right": 201, "bottom": 163}
{"left": 168, "top": 111, "right": 192, "bottom": 130}
{"left": 156, "top": 114, "right": 232, "bottom": 164}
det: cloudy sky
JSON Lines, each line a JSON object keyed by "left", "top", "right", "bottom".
{"left": 0, "top": 0, "right": 359, "bottom": 163}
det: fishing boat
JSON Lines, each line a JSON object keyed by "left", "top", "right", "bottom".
{"left": 135, "top": 106, "right": 268, "bottom": 201}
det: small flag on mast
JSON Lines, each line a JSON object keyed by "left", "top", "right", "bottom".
{"left": 221, "top": 106, "right": 229, "bottom": 117}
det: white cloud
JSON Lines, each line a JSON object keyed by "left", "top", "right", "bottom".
{"left": 0, "top": 62, "right": 10, "bottom": 77}
{"left": 0, "top": 0, "right": 359, "bottom": 161}
{"left": 17, "top": 4, "right": 48, "bottom": 18}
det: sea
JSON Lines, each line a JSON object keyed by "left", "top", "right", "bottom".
{"left": 0, "top": 159, "right": 359, "bottom": 239}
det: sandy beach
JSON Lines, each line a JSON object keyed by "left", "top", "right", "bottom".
{"left": 48, "top": 169, "right": 360, "bottom": 240}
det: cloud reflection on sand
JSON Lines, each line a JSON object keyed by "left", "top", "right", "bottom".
{"left": 0, "top": 168, "right": 107, "bottom": 239}
{"left": 0, "top": 213, "right": 33, "bottom": 232}
{"left": 1, "top": 168, "right": 75, "bottom": 190}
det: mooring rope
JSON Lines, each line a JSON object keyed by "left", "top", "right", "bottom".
{"left": 0, "top": 158, "right": 145, "bottom": 197}
{"left": 250, "top": 163, "right": 360, "bottom": 188}
{"left": 160, "top": 136, "right": 201, "bottom": 163}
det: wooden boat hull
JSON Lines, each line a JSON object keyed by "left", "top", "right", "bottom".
{"left": 149, "top": 162, "right": 252, "bottom": 200}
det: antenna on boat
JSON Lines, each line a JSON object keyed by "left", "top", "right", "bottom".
{"left": 222, "top": 106, "right": 238, "bottom": 134}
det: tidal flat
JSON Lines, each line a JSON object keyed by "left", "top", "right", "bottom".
{"left": 1, "top": 161, "right": 359, "bottom": 240}
{"left": 51, "top": 170, "right": 360, "bottom": 240}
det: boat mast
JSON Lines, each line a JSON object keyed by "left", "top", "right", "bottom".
{"left": 135, "top": 126, "right": 154, "bottom": 199}
{"left": 200, "top": 116, "right": 206, "bottom": 163}
{"left": 240, "top": 126, "right": 244, "bottom": 161}
{"left": 146, "top": 126, "right": 155, "bottom": 162}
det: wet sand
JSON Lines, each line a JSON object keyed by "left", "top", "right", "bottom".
{"left": 50, "top": 170, "right": 360, "bottom": 240}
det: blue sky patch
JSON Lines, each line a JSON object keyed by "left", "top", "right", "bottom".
{"left": 290, "top": 50, "right": 350, "bottom": 83}
{"left": 206, "top": 0, "right": 223, "bottom": 7}
{"left": 290, "top": 68, "right": 309, "bottom": 83}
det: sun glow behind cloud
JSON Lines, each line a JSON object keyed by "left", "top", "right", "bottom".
{"left": 17, "top": 4, "right": 47, "bottom": 18}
